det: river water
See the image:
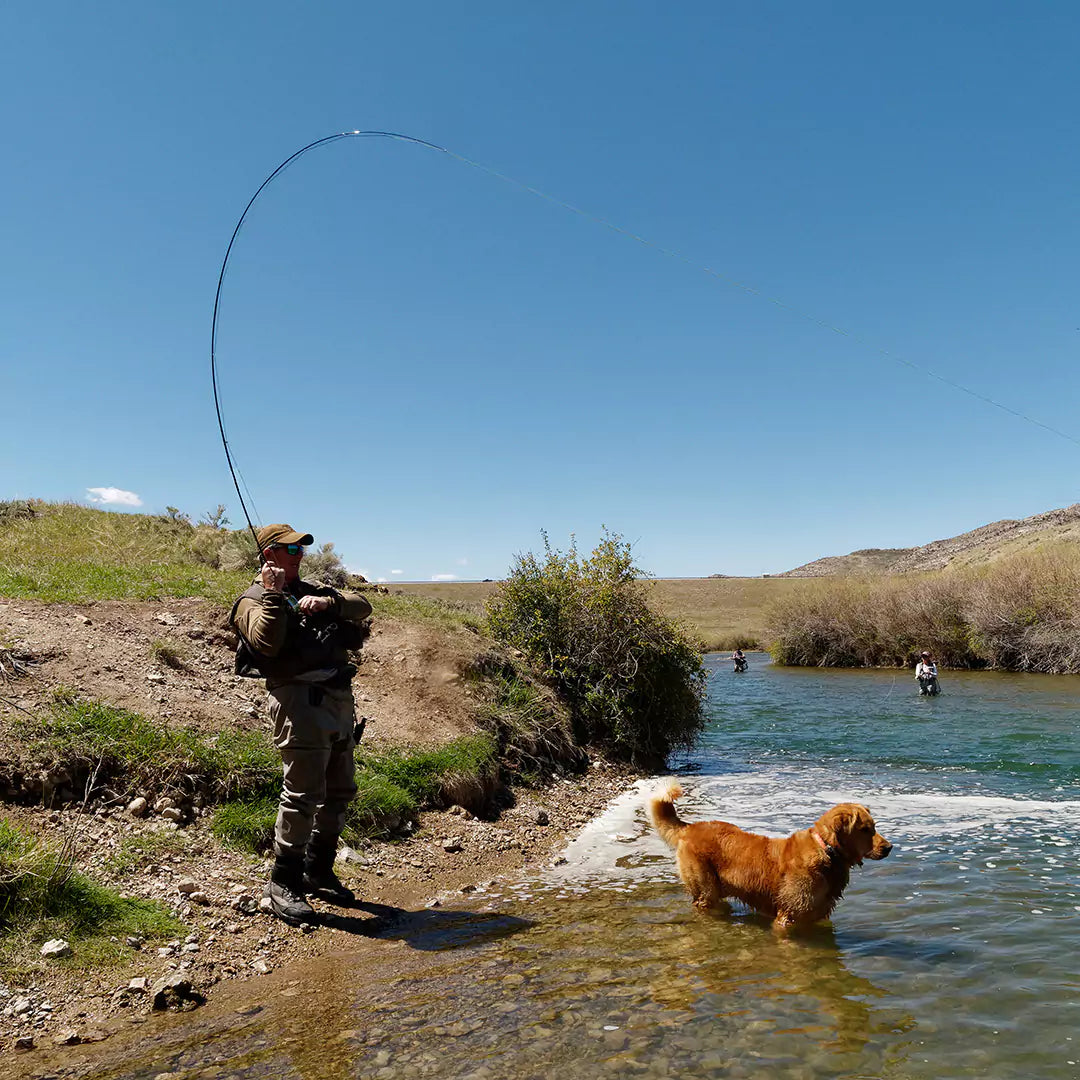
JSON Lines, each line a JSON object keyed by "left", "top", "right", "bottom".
{"left": 70, "top": 654, "right": 1080, "bottom": 1079}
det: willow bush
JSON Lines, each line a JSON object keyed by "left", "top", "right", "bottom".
{"left": 484, "top": 531, "right": 706, "bottom": 767}
{"left": 767, "top": 541, "right": 1080, "bottom": 672}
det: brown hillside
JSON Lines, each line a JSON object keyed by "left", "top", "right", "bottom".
{"left": 780, "top": 504, "right": 1080, "bottom": 577}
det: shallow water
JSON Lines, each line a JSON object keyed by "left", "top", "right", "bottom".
{"left": 77, "top": 656, "right": 1080, "bottom": 1078}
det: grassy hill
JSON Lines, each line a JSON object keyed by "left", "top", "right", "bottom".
{"left": 2, "top": 499, "right": 254, "bottom": 606}
{"left": 781, "top": 504, "right": 1080, "bottom": 577}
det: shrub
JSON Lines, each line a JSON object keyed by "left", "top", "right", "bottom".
{"left": 484, "top": 530, "right": 706, "bottom": 767}
{"left": 766, "top": 540, "right": 1080, "bottom": 672}
{"left": 301, "top": 542, "right": 349, "bottom": 588}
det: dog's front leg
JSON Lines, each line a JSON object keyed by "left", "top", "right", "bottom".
{"left": 772, "top": 912, "right": 796, "bottom": 935}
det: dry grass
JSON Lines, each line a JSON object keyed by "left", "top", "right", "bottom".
{"left": 766, "top": 540, "right": 1080, "bottom": 672}
{"left": 392, "top": 577, "right": 803, "bottom": 652}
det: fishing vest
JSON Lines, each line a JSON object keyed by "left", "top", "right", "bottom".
{"left": 229, "top": 580, "right": 365, "bottom": 683}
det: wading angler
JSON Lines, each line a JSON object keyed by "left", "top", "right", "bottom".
{"left": 230, "top": 524, "right": 372, "bottom": 925}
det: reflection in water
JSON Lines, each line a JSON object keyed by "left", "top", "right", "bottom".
{"left": 334, "top": 881, "right": 914, "bottom": 1080}
{"left": 74, "top": 882, "right": 909, "bottom": 1080}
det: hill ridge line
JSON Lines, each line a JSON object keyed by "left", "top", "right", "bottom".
{"left": 780, "top": 503, "right": 1080, "bottom": 577}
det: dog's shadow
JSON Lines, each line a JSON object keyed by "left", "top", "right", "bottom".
{"left": 319, "top": 900, "right": 532, "bottom": 952}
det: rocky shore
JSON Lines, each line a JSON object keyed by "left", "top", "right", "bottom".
{"left": 0, "top": 594, "right": 644, "bottom": 1055}
{"left": 1, "top": 749, "right": 636, "bottom": 1054}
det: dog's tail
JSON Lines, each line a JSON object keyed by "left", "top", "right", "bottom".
{"left": 648, "top": 780, "right": 688, "bottom": 848}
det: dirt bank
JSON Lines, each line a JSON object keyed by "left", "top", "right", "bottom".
{"left": 0, "top": 596, "right": 639, "bottom": 1053}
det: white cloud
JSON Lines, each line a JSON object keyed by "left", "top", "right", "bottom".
{"left": 456, "top": 557, "right": 469, "bottom": 567}
{"left": 376, "top": 577, "right": 388, "bottom": 583}
{"left": 87, "top": 487, "right": 142, "bottom": 507}
{"left": 390, "top": 569, "right": 403, "bottom": 576}
{"left": 432, "top": 573, "right": 458, "bottom": 582}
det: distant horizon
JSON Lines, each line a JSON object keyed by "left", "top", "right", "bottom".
{"left": 12, "top": 495, "right": 1073, "bottom": 584}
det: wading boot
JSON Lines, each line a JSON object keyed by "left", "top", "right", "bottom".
{"left": 264, "top": 856, "right": 316, "bottom": 926}
{"left": 303, "top": 845, "right": 356, "bottom": 906}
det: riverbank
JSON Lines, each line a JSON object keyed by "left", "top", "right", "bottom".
{"left": 1, "top": 757, "right": 635, "bottom": 1053}
{"left": 0, "top": 593, "right": 639, "bottom": 1053}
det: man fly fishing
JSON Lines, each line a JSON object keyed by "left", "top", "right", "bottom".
{"left": 230, "top": 524, "right": 373, "bottom": 925}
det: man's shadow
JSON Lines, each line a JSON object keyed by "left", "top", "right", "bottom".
{"left": 319, "top": 899, "right": 532, "bottom": 952}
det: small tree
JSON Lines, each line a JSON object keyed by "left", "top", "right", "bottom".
{"left": 198, "top": 504, "right": 230, "bottom": 529}
{"left": 485, "top": 530, "right": 706, "bottom": 767}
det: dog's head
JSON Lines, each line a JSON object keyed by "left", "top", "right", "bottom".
{"left": 815, "top": 803, "right": 892, "bottom": 866}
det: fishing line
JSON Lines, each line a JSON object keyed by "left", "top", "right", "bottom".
{"left": 211, "top": 129, "right": 1080, "bottom": 541}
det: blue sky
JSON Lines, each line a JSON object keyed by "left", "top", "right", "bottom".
{"left": 3, "top": 3, "right": 1078, "bottom": 581}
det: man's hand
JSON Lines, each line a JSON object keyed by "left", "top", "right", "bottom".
{"left": 297, "top": 595, "right": 333, "bottom": 614}
{"left": 260, "top": 563, "right": 287, "bottom": 592}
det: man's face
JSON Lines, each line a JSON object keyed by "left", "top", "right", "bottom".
{"left": 263, "top": 542, "right": 305, "bottom": 582}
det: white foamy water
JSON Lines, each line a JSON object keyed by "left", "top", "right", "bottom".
{"left": 545, "top": 765, "right": 1080, "bottom": 893}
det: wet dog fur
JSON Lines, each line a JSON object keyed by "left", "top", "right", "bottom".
{"left": 648, "top": 781, "right": 892, "bottom": 930}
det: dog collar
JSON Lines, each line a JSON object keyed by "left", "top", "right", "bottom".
{"left": 812, "top": 830, "right": 842, "bottom": 860}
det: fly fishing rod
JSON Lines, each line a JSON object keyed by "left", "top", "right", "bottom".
{"left": 211, "top": 130, "right": 1080, "bottom": 554}
{"left": 210, "top": 130, "right": 461, "bottom": 559}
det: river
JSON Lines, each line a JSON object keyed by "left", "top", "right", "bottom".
{"left": 43, "top": 654, "right": 1080, "bottom": 1078}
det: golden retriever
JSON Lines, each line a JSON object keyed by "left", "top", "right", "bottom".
{"left": 648, "top": 781, "right": 892, "bottom": 930}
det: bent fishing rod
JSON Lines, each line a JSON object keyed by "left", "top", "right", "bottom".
{"left": 211, "top": 130, "right": 1080, "bottom": 559}
{"left": 210, "top": 131, "right": 461, "bottom": 561}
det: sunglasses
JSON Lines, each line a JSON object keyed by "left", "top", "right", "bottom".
{"left": 270, "top": 543, "right": 305, "bottom": 556}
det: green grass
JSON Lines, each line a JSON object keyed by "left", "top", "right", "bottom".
{"left": 344, "top": 773, "right": 418, "bottom": 841}
{"left": 2, "top": 501, "right": 252, "bottom": 605}
{"left": 15, "top": 692, "right": 281, "bottom": 800}
{"left": 0, "top": 820, "right": 183, "bottom": 975}
{"left": 368, "top": 590, "right": 482, "bottom": 632}
{"left": 13, "top": 690, "right": 499, "bottom": 854}
{"left": 210, "top": 795, "right": 280, "bottom": 851}
{"left": 210, "top": 736, "right": 500, "bottom": 852}
{"left": 0, "top": 559, "right": 250, "bottom": 606}
{"left": 150, "top": 638, "right": 189, "bottom": 670}
{"left": 473, "top": 665, "right": 580, "bottom": 781}
{"left": 103, "top": 828, "right": 197, "bottom": 876}
{"left": 357, "top": 734, "right": 498, "bottom": 803}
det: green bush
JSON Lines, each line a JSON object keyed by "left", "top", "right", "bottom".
{"left": 484, "top": 530, "right": 706, "bottom": 766}
{"left": 300, "top": 543, "right": 349, "bottom": 588}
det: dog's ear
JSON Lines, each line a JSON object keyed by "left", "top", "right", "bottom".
{"left": 817, "top": 804, "right": 865, "bottom": 847}
{"left": 815, "top": 805, "right": 848, "bottom": 846}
